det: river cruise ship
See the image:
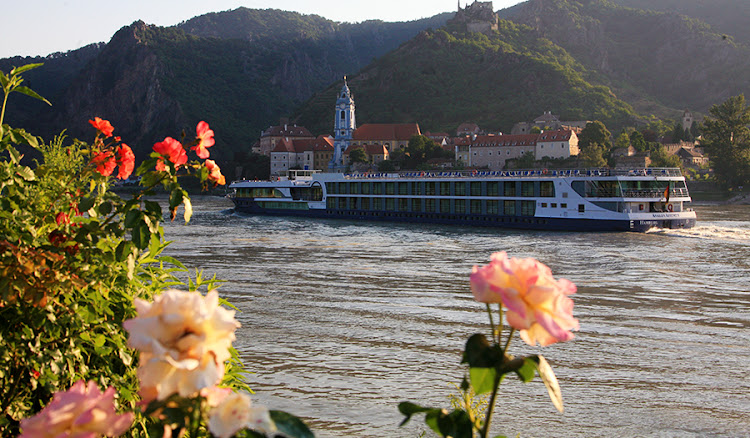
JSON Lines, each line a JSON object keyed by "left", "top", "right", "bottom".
{"left": 228, "top": 168, "right": 697, "bottom": 232}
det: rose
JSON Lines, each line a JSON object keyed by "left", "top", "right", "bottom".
{"left": 192, "top": 121, "right": 215, "bottom": 159}
{"left": 123, "top": 289, "right": 240, "bottom": 401}
{"left": 205, "top": 159, "right": 226, "bottom": 185}
{"left": 116, "top": 144, "right": 135, "bottom": 180}
{"left": 19, "top": 380, "right": 133, "bottom": 438}
{"left": 153, "top": 137, "right": 188, "bottom": 171}
{"left": 470, "top": 251, "right": 578, "bottom": 346}
{"left": 88, "top": 117, "right": 114, "bottom": 137}
{"left": 207, "top": 390, "right": 278, "bottom": 438}
{"left": 92, "top": 151, "right": 116, "bottom": 177}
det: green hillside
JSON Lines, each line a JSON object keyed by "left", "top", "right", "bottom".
{"left": 295, "top": 22, "right": 637, "bottom": 134}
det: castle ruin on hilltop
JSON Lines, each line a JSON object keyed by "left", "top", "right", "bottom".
{"left": 449, "top": 1, "right": 499, "bottom": 35}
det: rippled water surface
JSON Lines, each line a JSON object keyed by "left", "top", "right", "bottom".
{"left": 162, "top": 199, "right": 750, "bottom": 438}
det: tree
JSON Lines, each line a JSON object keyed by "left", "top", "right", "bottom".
{"left": 579, "top": 144, "right": 607, "bottom": 168}
{"left": 349, "top": 147, "right": 368, "bottom": 164}
{"left": 629, "top": 131, "right": 647, "bottom": 151}
{"left": 671, "top": 121, "right": 684, "bottom": 142}
{"left": 649, "top": 145, "right": 682, "bottom": 168}
{"left": 378, "top": 159, "right": 396, "bottom": 171}
{"left": 614, "top": 132, "right": 630, "bottom": 150}
{"left": 579, "top": 121, "right": 612, "bottom": 150}
{"left": 700, "top": 94, "right": 750, "bottom": 188}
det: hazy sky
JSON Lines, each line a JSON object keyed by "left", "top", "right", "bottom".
{"left": 1, "top": 0, "right": 525, "bottom": 59}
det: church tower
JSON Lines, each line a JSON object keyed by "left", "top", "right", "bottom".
{"left": 331, "top": 76, "right": 356, "bottom": 170}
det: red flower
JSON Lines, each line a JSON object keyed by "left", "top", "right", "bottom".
{"left": 205, "top": 159, "right": 226, "bottom": 185}
{"left": 92, "top": 152, "right": 117, "bottom": 176}
{"left": 153, "top": 137, "right": 188, "bottom": 171}
{"left": 192, "top": 121, "right": 215, "bottom": 159}
{"left": 88, "top": 117, "right": 114, "bottom": 138}
{"left": 55, "top": 212, "right": 70, "bottom": 226}
{"left": 116, "top": 144, "right": 135, "bottom": 180}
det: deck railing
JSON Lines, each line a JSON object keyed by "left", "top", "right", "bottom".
{"left": 344, "top": 168, "right": 683, "bottom": 179}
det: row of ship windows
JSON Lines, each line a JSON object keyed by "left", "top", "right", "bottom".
{"left": 325, "top": 197, "right": 537, "bottom": 216}
{"left": 326, "top": 181, "right": 555, "bottom": 197}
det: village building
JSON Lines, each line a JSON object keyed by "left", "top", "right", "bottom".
{"left": 350, "top": 123, "right": 422, "bottom": 153}
{"left": 342, "top": 144, "right": 389, "bottom": 168}
{"left": 456, "top": 122, "right": 481, "bottom": 137}
{"left": 457, "top": 129, "right": 579, "bottom": 170}
{"left": 511, "top": 111, "right": 588, "bottom": 135}
{"left": 256, "top": 118, "right": 314, "bottom": 156}
{"left": 270, "top": 135, "right": 333, "bottom": 175}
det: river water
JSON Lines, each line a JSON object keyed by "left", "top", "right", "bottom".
{"left": 162, "top": 197, "right": 750, "bottom": 438}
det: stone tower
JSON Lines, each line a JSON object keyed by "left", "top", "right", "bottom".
{"left": 331, "top": 76, "right": 356, "bottom": 170}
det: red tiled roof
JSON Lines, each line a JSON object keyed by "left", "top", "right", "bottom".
{"left": 537, "top": 130, "right": 573, "bottom": 142}
{"left": 472, "top": 134, "right": 538, "bottom": 147}
{"left": 272, "top": 135, "right": 333, "bottom": 154}
{"left": 352, "top": 124, "right": 421, "bottom": 141}
{"left": 261, "top": 124, "right": 314, "bottom": 138}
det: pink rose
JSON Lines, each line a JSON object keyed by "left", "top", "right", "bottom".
{"left": 470, "top": 252, "right": 579, "bottom": 346}
{"left": 192, "top": 121, "right": 215, "bottom": 159}
{"left": 19, "top": 380, "right": 133, "bottom": 438}
{"left": 123, "top": 290, "right": 240, "bottom": 401}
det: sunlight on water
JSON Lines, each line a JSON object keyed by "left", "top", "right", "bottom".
{"left": 161, "top": 197, "right": 750, "bottom": 438}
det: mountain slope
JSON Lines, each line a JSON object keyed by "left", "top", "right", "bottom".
{"left": 500, "top": 0, "right": 750, "bottom": 115}
{"left": 610, "top": 0, "right": 750, "bottom": 45}
{"left": 295, "top": 22, "right": 637, "bottom": 134}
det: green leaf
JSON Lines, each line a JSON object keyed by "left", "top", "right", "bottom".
{"left": 183, "top": 194, "right": 192, "bottom": 223}
{"left": 11, "top": 63, "right": 44, "bottom": 75}
{"left": 19, "top": 130, "right": 39, "bottom": 148}
{"left": 115, "top": 241, "right": 134, "bottom": 262}
{"left": 269, "top": 410, "right": 314, "bottom": 438}
{"left": 15, "top": 166, "right": 35, "bottom": 181}
{"left": 536, "top": 355, "right": 564, "bottom": 413}
{"left": 436, "top": 409, "right": 474, "bottom": 438}
{"left": 132, "top": 221, "right": 150, "bottom": 250}
{"left": 14, "top": 85, "right": 51, "bottom": 106}
{"left": 398, "top": 402, "right": 437, "bottom": 426}
{"left": 78, "top": 197, "right": 95, "bottom": 213}
{"left": 514, "top": 357, "right": 537, "bottom": 383}
{"left": 144, "top": 200, "right": 162, "bottom": 217}
{"left": 462, "top": 333, "right": 503, "bottom": 368}
{"left": 124, "top": 210, "right": 142, "bottom": 228}
{"left": 469, "top": 367, "right": 497, "bottom": 395}
{"left": 98, "top": 201, "right": 112, "bottom": 216}
{"left": 169, "top": 187, "right": 184, "bottom": 210}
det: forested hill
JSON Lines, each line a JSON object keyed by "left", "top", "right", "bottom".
{"left": 0, "top": 9, "right": 451, "bottom": 161}
{"left": 499, "top": 0, "right": 750, "bottom": 115}
{"left": 294, "top": 22, "right": 637, "bottom": 134}
{"left": 610, "top": 0, "right": 750, "bottom": 45}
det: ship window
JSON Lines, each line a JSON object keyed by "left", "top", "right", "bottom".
{"left": 361, "top": 198, "right": 370, "bottom": 210}
{"left": 504, "top": 182, "right": 516, "bottom": 197}
{"left": 398, "top": 182, "right": 408, "bottom": 195}
{"left": 471, "top": 200, "right": 482, "bottom": 214}
{"left": 386, "top": 182, "right": 395, "bottom": 195}
{"left": 326, "top": 183, "right": 336, "bottom": 194}
{"left": 413, "top": 182, "right": 423, "bottom": 195}
{"left": 521, "top": 200, "right": 535, "bottom": 216}
{"left": 338, "top": 198, "right": 347, "bottom": 209}
{"left": 521, "top": 181, "right": 534, "bottom": 197}
{"left": 412, "top": 198, "right": 423, "bottom": 212}
{"left": 373, "top": 183, "right": 383, "bottom": 195}
{"left": 398, "top": 198, "right": 408, "bottom": 211}
{"left": 487, "top": 200, "right": 499, "bottom": 215}
{"left": 540, "top": 181, "right": 554, "bottom": 197}
{"left": 541, "top": 203, "right": 548, "bottom": 208}
{"left": 327, "top": 198, "right": 335, "bottom": 209}
{"left": 504, "top": 200, "right": 516, "bottom": 216}
{"left": 455, "top": 199, "right": 466, "bottom": 214}
{"left": 440, "top": 182, "right": 451, "bottom": 196}
{"left": 470, "top": 182, "right": 482, "bottom": 196}
{"left": 425, "top": 182, "right": 436, "bottom": 195}
{"left": 551, "top": 203, "right": 557, "bottom": 208}
{"left": 362, "top": 183, "right": 371, "bottom": 194}
{"left": 578, "top": 204, "right": 585, "bottom": 213}
{"left": 350, "top": 182, "right": 359, "bottom": 194}
{"left": 439, "top": 199, "right": 451, "bottom": 213}
{"left": 338, "top": 182, "right": 348, "bottom": 194}
{"left": 455, "top": 182, "right": 467, "bottom": 196}
{"left": 386, "top": 198, "right": 396, "bottom": 211}
{"left": 373, "top": 198, "right": 383, "bottom": 210}
{"left": 561, "top": 203, "right": 567, "bottom": 208}
{"left": 425, "top": 198, "right": 436, "bottom": 212}
{"left": 487, "top": 182, "right": 499, "bottom": 196}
